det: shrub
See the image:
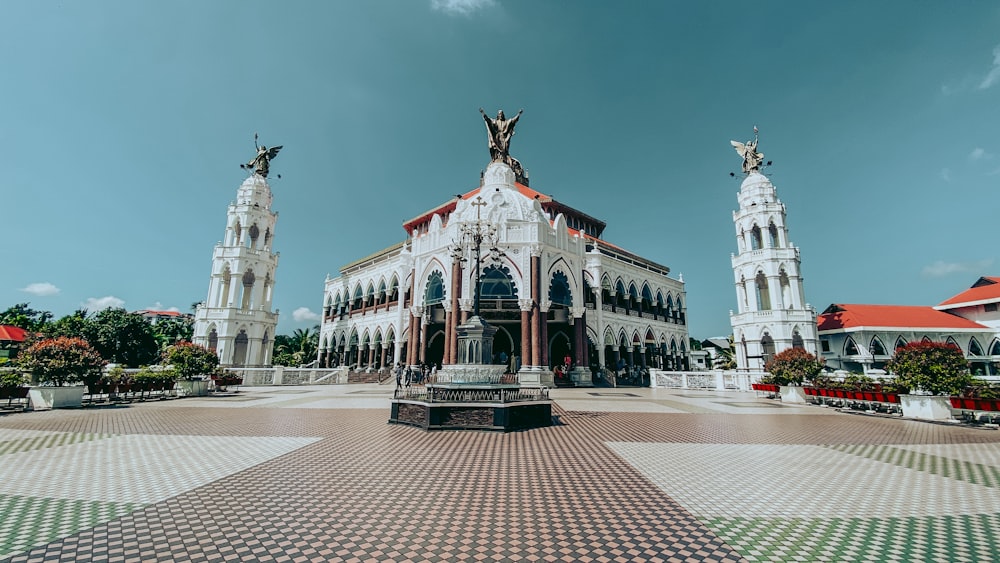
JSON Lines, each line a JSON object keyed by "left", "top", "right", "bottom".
{"left": 0, "top": 370, "right": 27, "bottom": 389}
{"left": 885, "top": 342, "right": 971, "bottom": 396}
{"left": 764, "top": 348, "right": 824, "bottom": 386}
{"left": 16, "top": 337, "right": 105, "bottom": 387}
{"left": 163, "top": 342, "right": 219, "bottom": 380}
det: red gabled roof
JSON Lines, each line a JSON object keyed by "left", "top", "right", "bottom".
{"left": 0, "top": 325, "right": 27, "bottom": 342}
{"left": 135, "top": 310, "right": 184, "bottom": 317}
{"left": 818, "top": 304, "right": 988, "bottom": 331}
{"left": 936, "top": 277, "right": 1000, "bottom": 308}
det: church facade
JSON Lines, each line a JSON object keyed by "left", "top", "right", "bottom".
{"left": 318, "top": 161, "right": 690, "bottom": 386}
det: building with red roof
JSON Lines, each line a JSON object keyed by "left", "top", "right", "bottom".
{"left": 817, "top": 297, "right": 999, "bottom": 375}
{"left": 934, "top": 276, "right": 1000, "bottom": 329}
{"left": 0, "top": 324, "right": 28, "bottom": 361}
{"left": 319, "top": 160, "right": 690, "bottom": 385}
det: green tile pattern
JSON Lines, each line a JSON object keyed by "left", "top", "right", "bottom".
{"left": 0, "top": 432, "right": 112, "bottom": 455}
{"left": 828, "top": 444, "right": 1000, "bottom": 488}
{"left": 0, "top": 494, "right": 142, "bottom": 560}
{"left": 705, "top": 514, "right": 1000, "bottom": 562}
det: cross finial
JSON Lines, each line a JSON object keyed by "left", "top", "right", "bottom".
{"left": 471, "top": 196, "right": 487, "bottom": 221}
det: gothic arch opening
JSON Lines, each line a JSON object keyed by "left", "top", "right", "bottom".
{"left": 755, "top": 271, "right": 771, "bottom": 311}
{"left": 233, "top": 329, "right": 249, "bottom": 366}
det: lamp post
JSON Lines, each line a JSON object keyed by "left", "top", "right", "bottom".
{"left": 450, "top": 196, "right": 505, "bottom": 319}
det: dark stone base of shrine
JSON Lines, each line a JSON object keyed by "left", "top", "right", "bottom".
{"left": 389, "top": 398, "right": 552, "bottom": 432}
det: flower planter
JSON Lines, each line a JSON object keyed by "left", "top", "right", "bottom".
{"left": 950, "top": 397, "right": 1000, "bottom": 411}
{"left": 900, "top": 394, "right": 954, "bottom": 421}
{"left": 177, "top": 380, "right": 210, "bottom": 397}
{"left": 862, "top": 392, "right": 875, "bottom": 401}
{"left": 885, "top": 393, "right": 900, "bottom": 404}
{"left": 28, "top": 386, "right": 85, "bottom": 410}
{"left": 780, "top": 385, "right": 808, "bottom": 404}
{"left": 803, "top": 387, "right": 818, "bottom": 396}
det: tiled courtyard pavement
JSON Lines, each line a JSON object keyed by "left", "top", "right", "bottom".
{"left": 2, "top": 386, "right": 1000, "bottom": 562}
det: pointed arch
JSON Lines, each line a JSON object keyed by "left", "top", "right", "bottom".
{"left": 750, "top": 224, "right": 763, "bottom": 250}
{"left": 895, "top": 336, "right": 908, "bottom": 350}
{"left": 482, "top": 265, "right": 519, "bottom": 300}
{"left": 844, "top": 336, "right": 859, "bottom": 356}
{"left": 603, "top": 327, "right": 616, "bottom": 346}
{"left": 969, "top": 337, "right": 984, "bottom": 356}
{"left": 870, "top": 336, "right": 886, "bottom": 356}
{"left": 424, "top": 270, "right": 445, "bottom": 305}
{"left": 548, "top": 271, "right": 572, "bottom": 306}
{"left": 921, "top": 336, "right": 933, "bottom": 343}
{"left": 990, "top": 339, "right": 1000, "bottom": 356}
{"left": 946, "top": 336, "right": 960, "bottom": 350}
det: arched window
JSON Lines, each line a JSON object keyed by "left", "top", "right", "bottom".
{"left": 207, "top": 327, "right": 218, "bottom": 352}
{"left": 352, "top": 285, "right": 363, "bottom": 310}
{"left": 768, "top": 222, "right": 779, "bottom": 247}
{"left": 482, "top": 265, "right": 518, "bottom": 300}
{"left": 990, "top": 340, "right": 1000, "bottom": 356}
{"left": 750, "top": 225, "right": 763, "bottom": 250}
{"left": 779, "top": 269, "right": 791, "bottom": 309}
{"left": 548, "top": 271, "right": 572, "bottom": 306}
{"left": 970, "top": 338, "right": 984, "bottom": 356}
{"left": 792, "top": 331, "right": 804, "bottom": 349}
{"left": 240, "top": 269, "right": 255, "bottom": 310}
{"left": 844, "top": 337, "right": 859, "bottom": 356}
{"left": 761, "top": 333, "right": 775, "bottom": 364}
{"left": 424, "top": 271, "right": 445, "bottom": 305}
{"left": 755, "top": 272, "right": 771, "bottom": 310}
{"left": 895, "top": 336, "right": 908, "bottom": 350}
{"left": 870, "top": 337, "right": 886, "bottom": 356}
{"left": 248, "top": 224, "right": 260, "bottom": 248}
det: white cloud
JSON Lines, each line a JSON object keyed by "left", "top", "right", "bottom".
{"left": 978, "top": 44, "right": 1000, "bottom": 90}
{"left": 20, "top": 282, "right": 60, "bottom": 296}
{"left": 431, "top": 0, "right": 495, "bottom": 16}
{"left": 83, "top": 296, "right": 126, "bottom": 311}
{"left": 969, "top": 147, "right": 988, "bottom": 161}
{"left": 939, "top": 168, "right": 952, "bottom": 183}
{"left": 292, "top": 307, "right": 321, "bottom": 322}
{"left": 921, "top": 259, "right": 995, "bottom": 278}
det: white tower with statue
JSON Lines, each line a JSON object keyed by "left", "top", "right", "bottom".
{"left": 192, "top": 138, "right": 282, "bottom": 366}
{"left": 728, "top": 129, "right": 818, "bottom": 371}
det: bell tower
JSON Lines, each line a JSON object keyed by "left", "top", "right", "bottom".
{"left": 728, "top": 130, "right": 818, "bottom": 371}
{"left": 193, "top": 142, "right": 282, "bottom": 366}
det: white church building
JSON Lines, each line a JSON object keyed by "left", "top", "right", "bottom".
{"left": 729, "top": 133, "right": 819, "bottom": 370}
{"left": 191, "top": 173, "right": 280, "bottom": 366}
{"left": 318, "top": 160, "right": 690, "bottom": 387}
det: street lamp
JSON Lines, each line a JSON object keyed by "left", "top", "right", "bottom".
{"left": 450, "top": 196, "right": 505, "bottom": 319}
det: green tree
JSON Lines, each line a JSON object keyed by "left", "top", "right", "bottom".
{"left": 16, "top": 337, "right": 106, "bottom": 386}
{"left": 0, "top": 303, "right": 53, "bottom": 332}
{"left": 163, "top": 342, "right": 219, "bottom": 380}
{"left": 83, "top": 308, "right": 159, "bottom": 367}
{"left": 152, "top": 317, "right": 194, "bottom": 352}
{"left": 886, "top": 341, "right": 972, "bottom": 396}
{"left": 764, "top": 347, "right": 824, "bottom": 386}
{"left": 43, "top": 309, "right": 92, "bottom": 339}
{"left": 272, "top": 327, "right": 320, "bottom": 366}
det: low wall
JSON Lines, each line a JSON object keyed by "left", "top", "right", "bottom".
{"left": 223, "top": 366, "right": 349, "bottom": 386}
{"left": 649, "top": 369, "right": 762, "bottom": 392}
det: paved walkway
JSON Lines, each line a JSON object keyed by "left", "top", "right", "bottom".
{"left": 1, "top": 385, "right": 998, "bottom": 562}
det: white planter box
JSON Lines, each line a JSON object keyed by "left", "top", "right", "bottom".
{"left": 177, "top": 380, "right": 210, "bottom": 397}
{"left": 780, "top": 385, "right": 808, "bottom": 404}
{"left": 900, "top": 394, "right": 954, "bottom": 421}
{"left": 28, "top": 386, "right": 85, "bottom": 410}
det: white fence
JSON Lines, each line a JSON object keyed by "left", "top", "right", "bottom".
{"left": 649, "top": 369, "right": 766, "bottom": 392}
{"left": 223, "top": 366, "right": 349, "bottom": 386}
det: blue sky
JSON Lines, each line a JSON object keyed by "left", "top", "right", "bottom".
{"left": 3, "top": 1, "right": 999, "bottom": 339}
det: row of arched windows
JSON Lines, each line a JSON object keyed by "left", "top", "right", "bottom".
{"left": 740, "top": 221, "right": 781, "bottom": 251}
{"left": 229, "top": 219, "right": 271, "bottom": 251}
{"left": 841, "top": 335, "right": 1000, "bottom": 357}
{"left": 325, "top": 275, "right": 402, "bottom": 319}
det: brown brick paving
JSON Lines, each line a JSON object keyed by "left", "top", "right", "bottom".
{"left": 2, "top": 399, "right": 1000, "bottom": 562}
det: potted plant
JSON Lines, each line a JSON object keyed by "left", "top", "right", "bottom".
{"left": 163, "top": 342, "right": 218, "bottom": 397}
{"left": 131, "top": 366, "right": 177, "bottom": 400}
{"left": 887, "top": 342, "right": 971, "bottom": 421}
{"left": 764, "top": 348, "right": 824, "bottom": 404}
{"left": 0, "top": 370, "right": 30, "bottom": 409}
{"left": 16, "top": 337, "right": 105, "bottom": 409}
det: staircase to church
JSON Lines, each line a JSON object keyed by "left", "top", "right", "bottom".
{"left": 347, "top": 370, "right": 385, "bottom": 384}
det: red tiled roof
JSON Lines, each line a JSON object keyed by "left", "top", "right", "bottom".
{"left": 136, "top": 310, "right": 184, "bottom": 317}
{"left": 936, "top": 277, "right": 1000, "bottom": 308}
{"left": 818, "top": 304, "right": 987, "bottom": 331}
{"left": 0, "top": 325, "right": 27, "bottom": 342}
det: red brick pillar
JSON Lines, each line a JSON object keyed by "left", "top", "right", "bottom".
{"left": 530, "top": 253, "right": 541, "bottom": 367}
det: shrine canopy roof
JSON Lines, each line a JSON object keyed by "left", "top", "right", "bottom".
{"left": 935, "top": 276, "right": 1000, "bottom": 309}
{"left": 0, "top": 325, "right": 27, "bottom": 342}
{"left": 401, "top": 182, "right": 607, "bottom": 240}
{"left": 818, "top": 304, "right": 988, "bottom": 331}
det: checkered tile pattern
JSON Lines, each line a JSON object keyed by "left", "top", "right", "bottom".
{"left": 0, "top": 386, "right": 998, "bottom": 562}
